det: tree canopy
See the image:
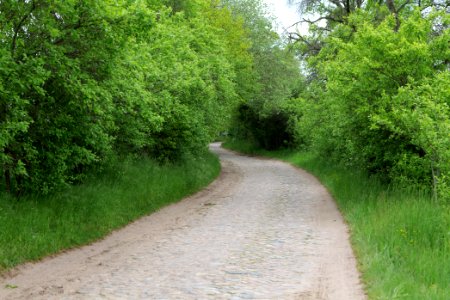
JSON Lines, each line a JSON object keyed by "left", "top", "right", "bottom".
{"left": 1, "top": 0, "right": 301, "bottom": 195}
{"left": 283, "top": 0, "right": 450, "bottom": 200}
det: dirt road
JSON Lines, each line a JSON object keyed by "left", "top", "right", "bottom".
{"left": 0, "top": 143, "right": 366, "bottom": 299}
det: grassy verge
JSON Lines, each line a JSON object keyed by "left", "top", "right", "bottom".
{"left": 0, "top": 151, "right": 220, "bottom": 272}
{"left": 224, "top": 140, "right": 450, "bottom": 300}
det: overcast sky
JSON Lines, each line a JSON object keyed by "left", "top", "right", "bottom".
{"left": 263, "top": 0, "right": 306, "bottom": 35}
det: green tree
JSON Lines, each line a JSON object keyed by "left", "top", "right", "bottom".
{"left": 1, "top": 0, "right": 126, "bottom": 193}
{"left": 293, "top": 9, "right": 450, "bottom": 195}
{"left": 1, "top": 0, "right": 251, "bottom": 194}
{"left": 224, "top": 0, "right": 305, "bottom": 149}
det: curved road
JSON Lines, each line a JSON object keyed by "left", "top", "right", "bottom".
{"left": 0, "top": 143, "right": 366, "bottom": 299}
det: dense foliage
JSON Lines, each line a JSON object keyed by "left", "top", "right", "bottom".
{"left": 3, "top": 0, "right": 447, "bottom": 201}
{"left": 283, "top": 2, "right": 450, "bottom": 200}
{"left": 0, "top": 0, "right": 269, "bottom": 195}
{"left": 224, "top": 0, "right": 305, "bottom": 150}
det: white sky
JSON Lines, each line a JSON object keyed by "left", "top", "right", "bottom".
{"left": 263, "top": 0, "right": 307, "bottom": 35}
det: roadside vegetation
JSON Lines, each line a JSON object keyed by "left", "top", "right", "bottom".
{"left": 2, "top": 0, "right": 449, "bottom": 298}
{"left": 225, "top": 1, "right": 450, "bottom": 299}
{"left": 1, "top": 0, "right": 299, "bottom": 271}
{"left": 0, "top": 0, "right": 246, "bottom": 195}
{"left": 224, "top": 140, "right": 450, "bottom": 299}
{"left": 0, "top": 152, "right": 220, "bottom": 271}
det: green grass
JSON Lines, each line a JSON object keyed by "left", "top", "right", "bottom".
{"left": 224, "top": 140, "right": 450, "bottom": 300}
{"left": 0, "top": 151, "right": 220, "bottom": 272}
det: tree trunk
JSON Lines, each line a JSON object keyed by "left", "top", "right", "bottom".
{"left": 385, "top": 0, "right": 400, "bottom": 31}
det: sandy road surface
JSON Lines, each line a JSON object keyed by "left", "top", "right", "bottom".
{"left": 0, "top": 143, "right": 366, "bottom": 299}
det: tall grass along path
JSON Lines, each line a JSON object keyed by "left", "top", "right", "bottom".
{"left": 0, "top": 143, "right": 366, "bottom": 299}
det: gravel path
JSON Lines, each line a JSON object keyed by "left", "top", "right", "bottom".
{"left": 0, "top": 143, "right": 366, "bottom": 299}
